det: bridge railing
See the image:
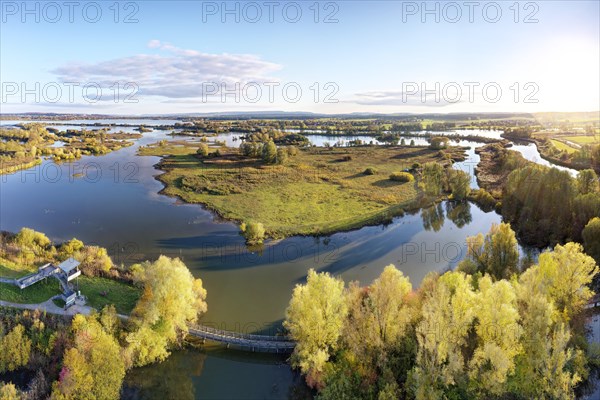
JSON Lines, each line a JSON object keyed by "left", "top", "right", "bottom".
{"left": 190, "top": 324, "right": 293, "bottom": 342}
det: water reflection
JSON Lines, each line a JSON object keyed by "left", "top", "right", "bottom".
{"left": 122, "top": 347, "right": 311, "bottom": 400}
{"left": 446, "top": 201, "right": 473, "bottom": 228}
{"left": 0, "top": 121, "right": 571, "bottom": 398}
{"left": 421, "top": 203, "right": 446, "bottom": 232}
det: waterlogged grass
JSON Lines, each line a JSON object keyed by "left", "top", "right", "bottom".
{"left": 78, "top": 276, "right": 141, "bottom": 315}
{"left": 0, "top": 280, "right": 62, "bottom": 304}
{"left": 141, "top": 144, "right": 464, "bottom": 237}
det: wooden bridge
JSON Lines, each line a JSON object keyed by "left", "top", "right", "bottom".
{"left": 188, "top": 324, "right": 295, "bottom": 353}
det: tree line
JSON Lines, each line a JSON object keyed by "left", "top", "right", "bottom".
{"left": 284, "top": 222, "right": 599, "bottom": 399}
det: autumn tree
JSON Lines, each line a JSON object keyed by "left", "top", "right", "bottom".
{"left": 126, "top": 256, "right": 207, "bottom": 367}
{"left": 58, "top": 238, "right": 84, "bottom": 258}
{"left": 469, "top": 276, "right": 521, "bottom": 396}
{"left": 341, "top": 265, "right": 416, "bottom": 394}
{"left": 51, "top": 313, "right": 125, "bottom": 400}
{"left": 535, "top": 242, "right": 598, "bottom": 323}
{"left": 458, "top": 222, "right": 519, "bottom": 280}
{"left": 0, "top": 383, "right": 20, "bottom": 400}
{"left": 77, "top": 245, "right": 113, "bottom": 276}
{"left": 411, "top": 272, "right": 476, "bottom": 399}
{"left": 284, "top": 269, "right": 347, "bottom": 388}
{"left": 512, "top": 264, "right": 583, "bottom": 398}
{"left": 0, "top": 325, "right": 31, "bottom": 373}
{"left": 368, "top": 265, "right": 414, "bottom": 348}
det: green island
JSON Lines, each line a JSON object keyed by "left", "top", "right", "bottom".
{"left": 0, "top": 124, "right": 141, "bottom": 174}
{"left": 139, "top": 139, "right": 468, "bottom": 240}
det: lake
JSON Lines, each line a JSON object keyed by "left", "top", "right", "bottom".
{"left": 0, "top": 122, "right": 575, "bottom": 398}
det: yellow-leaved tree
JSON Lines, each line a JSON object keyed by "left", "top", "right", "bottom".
{"left": 126, "top": 256, "right": 207, "bottom": 367}
{"left": 412, "top": 271, "right": 476, "bottom": 399}
{"left": 535, "top": 242, "right": 598, "bottom": 323}
{"left": 469, "top": 276, "right": 522, "bottom": 396}
{"left": 284, "top": 269, "right": 347, "bottom": 388}
{"left": 51, "top": 313, "right": 125, "bottom": 400}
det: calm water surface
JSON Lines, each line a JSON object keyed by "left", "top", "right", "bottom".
{"left": 0, "top": 122, "right": 571, "bottom": 398}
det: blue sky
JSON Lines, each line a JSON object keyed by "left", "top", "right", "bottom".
{"left": 1, "top": 0, "right": 598, "bottom": 114}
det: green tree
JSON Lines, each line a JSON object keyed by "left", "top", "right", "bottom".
{"left": 421, "top": 162, "right": 445, "bottom": 196}
{"left": 284, "top": 269, "right": 347, "bottom": 388}
{"left": 503, "top": 165, "right": 578, "bottom": 246}
{"left": 240, "top": 221, "right": 265, "bottom": 245}
{"left": 447, "top": 169, "right": 471, "bottom": 201}
{"left": 583, "top": 217, "right": 600, "bottom": 263}
{"left": 276, "top": 147, "right": 288, "bottom": 165}
{"left": 196, "top": 143, "right": 209, "bottom": 157}
{"left": 262, "top": 141, "right": 277, "bottom": 164}
{"left": 576, "top": 169, "right": 599, "bottom": 194}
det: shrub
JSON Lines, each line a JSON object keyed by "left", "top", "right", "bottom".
{"left": 240, "top": 221, "right": 266, "bottom": 244}
{"left": 197, "top": 143, "right": 209, "bottom": 156}
{"left": 276, "top": 148, "right": 288, "bottom": 165}
{"left": 389, "top": 172, "right": 414, "bottom": 182}
{"left": 287, "top": 146, "right": 298, "bottom": 156}
{"left": 262, "top": 141, "right": 277, "bottom": 164}
{"left": 364, "top": 167, "right": 377, "bottom": 175}
{"left": 430, "top": 136, "right": 449, "bottom": 149}
{"left": 468, "top": 188, "right": 496, "bottom": 211}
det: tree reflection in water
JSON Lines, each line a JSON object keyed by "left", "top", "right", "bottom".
{"left": 122, "top": 349, "right": 205, "bottom": 400}
{"left": 421, "top": 203, "right": 445, "bottom": 232}
{"left": 446, "top": 201, "right": 473, "bottom": 228}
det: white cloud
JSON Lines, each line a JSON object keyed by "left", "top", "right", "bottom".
{"left": 50, "top": 41, "right": 283, "bottom": 100}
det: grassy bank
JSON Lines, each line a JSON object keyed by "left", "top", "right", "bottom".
{"left": 140, "top": 143, "right": 466, "bottom": 237}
